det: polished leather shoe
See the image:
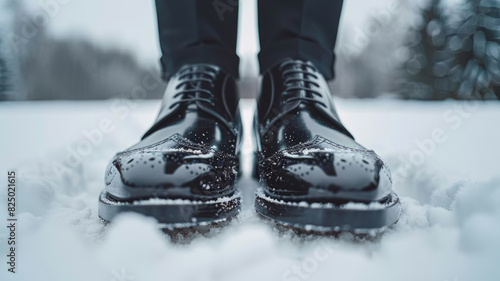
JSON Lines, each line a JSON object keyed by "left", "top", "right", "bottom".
{"left": 254, "top": 59, "right": 401, "bottom": 231}
{"left": 99, "top": 64, "right": 242, "bottom": 226}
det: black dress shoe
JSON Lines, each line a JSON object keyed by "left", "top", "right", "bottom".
{"left": 254, "top": 59, "right": 401, "bottom": 231}
{"left": 99, "top": 64, "right": 242, "bottom": 227}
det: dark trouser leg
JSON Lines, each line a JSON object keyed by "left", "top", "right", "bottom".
{"left": 257, "top": 0, "right": 344, "bottom": 80}
{"left": 155, "top": 0, "right": 240, "bottom": 79}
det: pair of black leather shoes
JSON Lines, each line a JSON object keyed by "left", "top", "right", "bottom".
{"left": 98, "top": 59, "right": 401, "bottom": 231}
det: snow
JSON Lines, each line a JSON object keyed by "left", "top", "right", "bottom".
{"left": 256, "top": 188, "right": 393, "bottom": 210}
{"left": 101, "top": 193, "right": 240, "bottom": 206}
{"left": 0, "top": 99, "right": 500, "bottom": 281}
{"left": 3, "top": 1, "right": 500, "bottom": 278}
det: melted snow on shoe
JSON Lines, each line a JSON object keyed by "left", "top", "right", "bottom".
{"left": 254, "top": 59, "right": 401, "bottom": 231}
{"left": 98, "top": 64, "right": 243, "bottom": 227}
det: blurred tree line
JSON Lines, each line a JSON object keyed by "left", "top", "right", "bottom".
{"left": 400, "top": 0, "right": 500, "bottom": 100}
{"left": 0, "top": 0, "right": 11, "bottom": 100}
{"left": 0, "top": 0, "right": 166, "bottom": 101}
{"left": 1, "top": 0, "right": 499, "bottom": 101}
{"left": 0, "top": 37, "right": 10, "bottom": 100}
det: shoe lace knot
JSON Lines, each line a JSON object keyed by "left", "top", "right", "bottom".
{"left": 169, "top": 65, "right": 219, "bottom": 109}
{"left": 279, "top": 60, "right": 326, "bottom": 108}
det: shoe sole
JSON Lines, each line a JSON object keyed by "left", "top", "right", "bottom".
{"left": 255, "top": 189, "right": 401, "bottom": 232}
{"left": 98, "top": 191, "right": 241, "bottom": 228}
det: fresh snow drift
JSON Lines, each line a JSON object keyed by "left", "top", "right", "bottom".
{"left": 1, "top": 99, "right": 500, "bottom": 281}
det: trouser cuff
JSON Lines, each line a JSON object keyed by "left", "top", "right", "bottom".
{"left": 258, "top": 39, "right": 335, "bottom": 80}
{"left": 161, "top": 44, "right": 240, "bottom": 80}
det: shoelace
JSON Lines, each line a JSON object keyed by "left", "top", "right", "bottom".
{"left": 168, "top": 65, "right": 219, "bottom": 109}
{"left": 279, "top": 60, "right": 327, "bottom": 108}
{"left": 142, "top": 64, "right": 237, "bottom": 139}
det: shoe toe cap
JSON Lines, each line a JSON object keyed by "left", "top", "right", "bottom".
{"left": 105, "top": 138, "right": 238, "bottom": 200}
{"left": 261, "top": 140, "right": 392, "bottom": 203}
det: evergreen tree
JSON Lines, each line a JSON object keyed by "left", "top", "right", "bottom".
{"left": 450, "top": 0, "right": 500, "bottom": 99}
{"left": 401, "top": 0, "right": 500, "bottom": 100}
{"left": 0, "top": 37, "right": 10, "bottom": 100}
{"left": 401, "top": 0, "right": 458, "bottom": 100}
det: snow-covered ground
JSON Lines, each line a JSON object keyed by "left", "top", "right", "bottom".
{"left": 1, "top": 99, "right": 499, "bottom": 281}
{"left": 3, "top": 0, "right": 499, "bottom": 279}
